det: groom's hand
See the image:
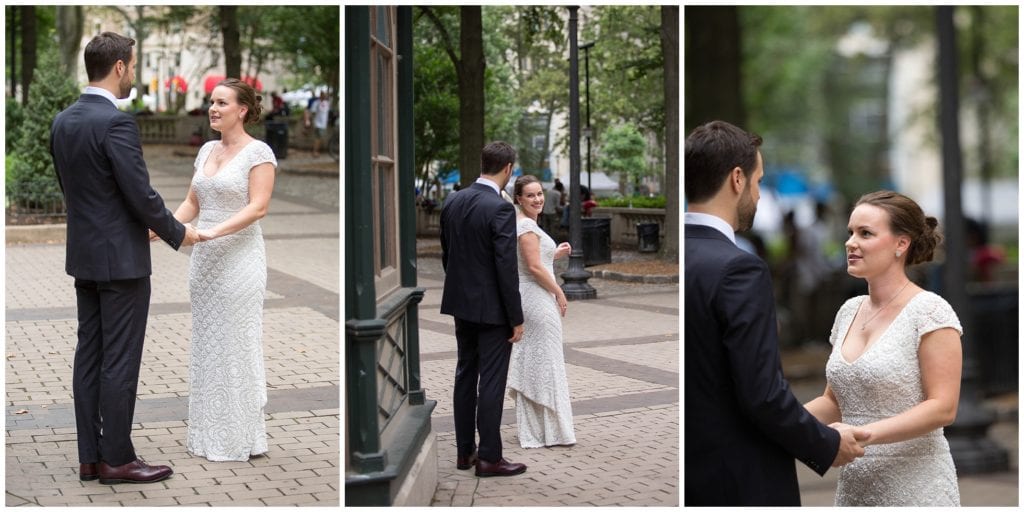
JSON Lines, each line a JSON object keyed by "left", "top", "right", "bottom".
{"left": 181, "top": 224, "right": 201, "bottom": 247}
{"left": 830, "top": 423, "right": 871, "bottom": 467}
{"left": 508, "top": 324, "right": 524, "bottom": 343}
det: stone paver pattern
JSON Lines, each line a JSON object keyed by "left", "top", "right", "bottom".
{"left": 417, "top": 255, "right": 679, "bottom": 506}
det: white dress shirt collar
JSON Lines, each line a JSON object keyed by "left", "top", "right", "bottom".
{"left": 83, "top": 86, "right": 119, "bottom": 107}
{"left": 685, "top": 212, "right": 737, "bottom": 245}
{"left": 475, "top": 177, "right": 501, "bottom": 195}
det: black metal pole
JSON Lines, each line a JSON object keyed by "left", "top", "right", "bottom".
{"left": 582, "top": 41, "right": 594, "bottom": 192}
{"left": 936, "top": 5, "right": 1008, "bottom": 474}
{"left": 561, "top": 6, "right": 596, "bottom": 300}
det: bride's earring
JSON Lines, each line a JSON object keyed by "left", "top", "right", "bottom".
{"left": 896, "top": 250, "right": 902, "bottom": 258}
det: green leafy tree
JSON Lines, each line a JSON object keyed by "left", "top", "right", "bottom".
{"left": 413, "top": 18, "right": 460, "bottom": 196}
{"left": 598, "top": 123, "right": 647, "bottom": 196}
{"left": 7, "top": 49, "right": 80, "bottom": 212}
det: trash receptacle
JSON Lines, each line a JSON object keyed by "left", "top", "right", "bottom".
{"left": 636, "top": 222, "right": 659, "bottom": 253}
{"left": 581, "top": 217, "right": 611, "bottom": 266}
{"left": 264, "top": 121, "right": 288, "bottom": 159}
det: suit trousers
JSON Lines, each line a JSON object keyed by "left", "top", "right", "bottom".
{"left": 72, "top": 277, "right": 151, "bottom": 466}
{"left": 453, "top": 318, "right": 513, "bottom": 463}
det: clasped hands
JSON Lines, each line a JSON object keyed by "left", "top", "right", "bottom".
{"left": 830, "top": 422, "right": 872, "bottom": 467}
{"left": 149, "top": 223, "right": 215, "bottom": 246}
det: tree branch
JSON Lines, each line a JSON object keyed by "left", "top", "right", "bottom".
{"left": 420, "top": 7, "right": 460, "bottom": 71}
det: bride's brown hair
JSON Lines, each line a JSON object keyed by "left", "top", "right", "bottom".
{"left": 216, "top": 78, "right": 264, "bottom": 125}
{"left": 856, "top": 190, "right": 942, "bottom": 266}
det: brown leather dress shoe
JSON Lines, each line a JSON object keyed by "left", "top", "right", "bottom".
{"left": 475, "top": 457, "right": 527, "bottom": 477}
{"left": 98, "top": 459, "right": 173, "bottom": 485}
{"left": 79, "top": 463, "right": 99, "bottom": 481}
{"left": 456, "top": 451, "right": 478, "bottom": 470}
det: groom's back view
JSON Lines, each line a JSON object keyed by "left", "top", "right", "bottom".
{"left": 439, "top": 141, "right": 527, "bottom": 477}
{"left": 51, "top": 31, "right": 196, "bottom": 484}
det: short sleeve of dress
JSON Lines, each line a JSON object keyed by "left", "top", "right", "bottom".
{"left": 829, "top": 297, "right": 862, "bottom": 346}
{"left": 517, "top": 217, "right": 540, "bottom": 238}
{"left": 247, "top": 140, "right": 278, "bottom": 172}
{"left": 914, "top": 292, "right": 963, "bottom": 343}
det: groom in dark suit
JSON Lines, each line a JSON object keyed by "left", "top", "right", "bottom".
{"left": 440, "top": 141, "right": 527, "bottom": 477}
{"left": 684, "top": 121, "right": 869, "bottom": 505}
{"left": 50, "top": 32, "right": 198, "bottom": 484}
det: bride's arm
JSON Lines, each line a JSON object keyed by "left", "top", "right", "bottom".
{"left": 857, "top": 328, "right": 962, "bottom": 446}
{"left": 519, "top": 230, "right": 568, "bottom": 316}
{"left": 172, "top": 184, "right": 201, "bottom": 224}
{"left": 804, "top": 383, "right": 843, "bottom": 426}
{"left": 198, "top": 163, "right": 275, "bottom": 240}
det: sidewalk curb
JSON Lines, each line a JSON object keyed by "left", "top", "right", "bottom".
{"left": 6, "top": 224, "right": 66, "bottom": 244}
{"left": 417, "top": 250, "right": 678, "bottom": 284}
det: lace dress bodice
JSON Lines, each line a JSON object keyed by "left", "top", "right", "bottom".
{"left": 827, "top": 291, "right": 963, "bottom": 506}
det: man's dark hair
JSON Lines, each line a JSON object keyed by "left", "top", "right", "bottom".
{"left": 684, "top": 120, "right": 763, "bottom": 203}
{"left": 84, "top": 32, "right": 135, "bottom": 82}
{"left": 481, "top": 141, "right": 517, "bottom": 175}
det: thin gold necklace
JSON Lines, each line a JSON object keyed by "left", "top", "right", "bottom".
{"left": 860, "top": 280, "right": 911, "bottom": 331}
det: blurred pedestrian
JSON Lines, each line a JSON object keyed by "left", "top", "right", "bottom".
{"left": 684, "top": 120, "right": 867, "bottom": 506}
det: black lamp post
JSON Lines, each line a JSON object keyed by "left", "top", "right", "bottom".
{"left": 936, "top": 5, "right": 1008, "bottom": 474}
{"left": 561, "top": 6, "right": 596, "bottom": 301}
{"left": 580, "top": 41, "right": 594, "bottom": 192}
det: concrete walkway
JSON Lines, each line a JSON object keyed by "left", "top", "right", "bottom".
{"left": 416, "top": 254, "right": 680, "bottom": 506}
{"left": 5, "top": 144, "right": 339, "bottom": 506}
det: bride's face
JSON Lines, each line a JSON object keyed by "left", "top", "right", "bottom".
{"left": 845, "top": 204, "right": 903, "bottom": 279}
{"left": 516, "top": 182, "right": 545, "bottom": 217}
{"left": 208, "top": 85, "right": 246, "bottom": 132}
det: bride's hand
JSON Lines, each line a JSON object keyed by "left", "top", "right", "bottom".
{"left": 148, "top": 229, "right": 159, "bottom": 242}
{"left": 197, "top": 228, "right": 217, "bottom": 241}
{"left": 555, "top": 242, "right": 571, "bottom": 260}
{"left": 555, "top": 291, "right": 568, "bottom": 317}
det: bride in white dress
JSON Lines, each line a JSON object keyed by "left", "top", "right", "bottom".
{"left": 168, "top": 78, "right": 277, "bottom": 461}
{"left": 506, "top": 175, "right": 576, "bottom": 448}
{"left": 805, "top": 191, "right": 962, "bottom": 506}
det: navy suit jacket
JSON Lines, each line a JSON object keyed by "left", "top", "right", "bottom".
{"left": 439, "top": 182, "right": 524, "bottom": 328}
{"left": 684, "top": 223, "right": 839, "bottom": 506}
{"left": 51, "top": 94, "right": 185, "bottom": 281}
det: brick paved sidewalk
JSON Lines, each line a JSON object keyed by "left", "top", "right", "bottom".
{"left": 417, "top": 256, "right": 680, "bottom": 506}
{"left": 5, "top": 146, "right": 340, "bottom": 506}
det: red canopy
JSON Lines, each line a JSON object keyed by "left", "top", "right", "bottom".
{"left": 165, "top": 75, "right": 187, "bottom": 93}
{"left": 203, "top": 75, "right": 263, "bottom": 94}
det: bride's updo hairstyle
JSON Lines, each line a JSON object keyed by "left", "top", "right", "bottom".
{"left": 856, "top": 190, "right": 942, "bottom": 266}
{"left": 217, "top": 78, "right": 264, "bottom": 125}
{"left": 513, "top": 175, "right": 542, "bottom": 205}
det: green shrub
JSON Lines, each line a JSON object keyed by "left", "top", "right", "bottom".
{"left": 6, "top": 50, "right": 81, "bottom": 210}
{"left": 597, "top": 195, "right": 666, "bottom": 209}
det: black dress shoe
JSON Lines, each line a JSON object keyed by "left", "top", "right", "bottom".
{"left": 98, "top": 458, "right": 173, "bottom": 485}
{"left": 475, "top": 457, "right": 527, "bottom": 477}
{"left": 456, "top": 451, "right": 478, "bottom": 470}
{"left": 79, "top": 463, "right": 99, "bottom": 481}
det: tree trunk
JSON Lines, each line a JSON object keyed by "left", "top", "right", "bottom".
{"left": 661, "top": 6, "right": 679, "bottom": 260}
{"left": 458, "top": 6, "right": 485, "bottom": 186}
{"left": 57, "top": 6, "right": 84, "bottom": 78}
{"left": 684, "top": 6, "right": 743, "bottom": 132}
{"left": 219, "top": 6, "right": 241, "bottom": 79}
{"left": 10, "top": 7, "right": 18, "bottom": 98}
{"left": 20, "top": 5, "right": 36, "bottom": 104}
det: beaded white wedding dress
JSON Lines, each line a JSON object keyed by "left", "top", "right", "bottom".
{"left": 186, "top": 140, "right": 276, "bottom": 461}
{"left": 826, "top": 291, "right": 962, "bottom": 506}
{"left": 507, "top": 217, "right": 575, "bottom": 448}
